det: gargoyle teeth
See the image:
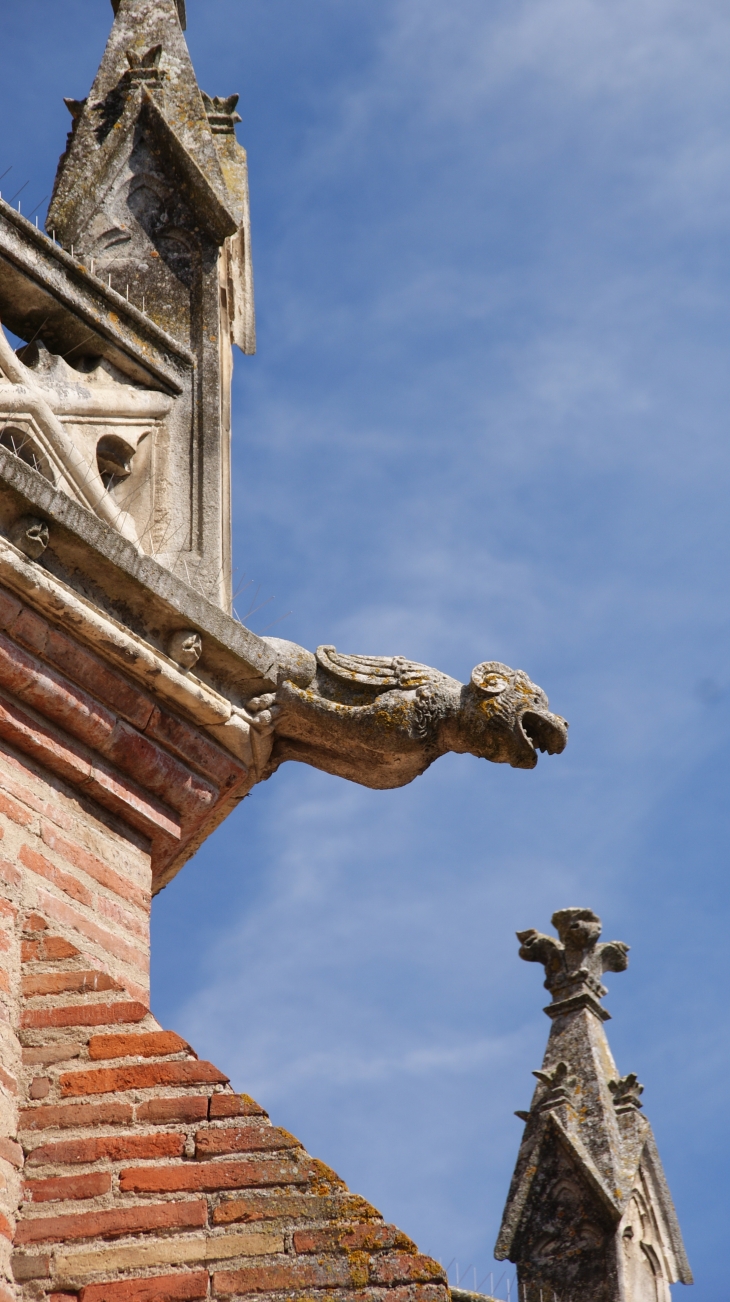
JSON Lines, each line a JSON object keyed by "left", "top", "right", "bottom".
{"left": 520, "top": 709, "right": 568, "bottom": 756}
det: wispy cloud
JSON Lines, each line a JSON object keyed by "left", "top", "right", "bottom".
{"left": 1, "top": 0, "right": 719, "bottom": 1292}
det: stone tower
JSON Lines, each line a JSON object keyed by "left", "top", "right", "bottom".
{"left": 46, "top": 0, "right": 255, "bottom": 608}
{"left": 495, "top": 908, "right": 692, "bottom": 1302}
{"left": 0, "top": 2, "right": 570, "bottom": 1296}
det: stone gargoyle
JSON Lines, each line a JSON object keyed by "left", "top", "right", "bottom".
{"left": 238, "top": 639, "right": 568, "bottom": 788}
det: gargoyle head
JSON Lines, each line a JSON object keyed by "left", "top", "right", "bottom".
{"left": 456, "top": 661, "right": 568, "bottom": 769}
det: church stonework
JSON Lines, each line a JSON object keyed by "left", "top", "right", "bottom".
{"left": 0, "top": 3, "right": 688, "bottom": 1302}
{"left": 495, "top": 909, "right": 692, "bottom": 1302}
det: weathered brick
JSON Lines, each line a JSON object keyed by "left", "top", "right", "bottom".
{"left": 209, "top": 1093, "right": 268, "bottom": 1119}
{"left": 11, "top": 1250, "right": 50, "bottom": 1281}
{"left": 85, "top": 762, "right": 181, "bottom": 842}
{"left": 21, "top": 1001, "right": 147, "bottom": 1029}
{"left": 0, "top": 631, "right": 117, "bottom": 749}
{"left": 41, "top": 822, "right": 150, "bottom": 910}
{"left": 0, "top": 1136, "right": 24, "bottom": 1168}
{"left": 1, "top": 757, "right": 77, "bottom": 833}
{"left": 19, "top": 1100, "right": 134, "bottom": 1131}
{"left": 26, "top": 1132, "right": 184, "bottom": 1167}
{"left": 0, "top": 856, "right": 22, "bottom": 890}
{"left": 11, "top": 608, "right": 49, "bottom": 655}
{"left": 29, "top": 1077, "right": 51, "bottom": 1099}
{"left": 22, "top": 970, "right": 121, "bottom": 997}
{"left": 0, "top": 788, "right": 33, "bottom": 826}
{"left": 14, "top": 1198, "right": 207, "bottom": 1244}
{"left": 80, "top": 1271, "right": 209, "bottom": 1302}
{"left": 23, "top": 913, "right": 48, "bottom": 932}
{"left": 22, "top": 935, "right": 80, "bottom": 961}
{"left": 0, "top": 967, "right": 9, "bottom": 993}
{"left": 121, "top": 1157, "right": 318, "bottom": 1195}
{"left": 0, "top": 693, "right": 93, "bottom": 789}
{"left": 195, "top": 1126, "right": 301, "bottom": 1158}
{"left": 369, "top": 1255, "right": 446, "bottom": 1286}
{"left": 137, "top": 1096, "right": 208, "bottom": 1125}
{"left": 212, "top": 1191, "right": 380, "bottom": 1227}
{"left": 88, "top": 1031, "right": 190, "bottom": 1061}
{"left": 213, "top": 1261, "right": 354, "bottom": 1294}
{"left": 103, "top": 721, "right": 217, "bottom": 816}
{"left": 146, "top": 707, "right": 241, "bottom": 787}
{"left": 20, "top": 842, "right": 95, "bottom": 908}
{"left": 41, "top": 626, "right": 155, "bottom": 732}
{"left": 58, "top": 1231, "right": 283, "bottom": 1278}
{"left": 92, "top": 889, "right": 148, "bottom": 941}
{"left": 293, "top": 1225, "right": 416, "bottom": 1254}
{"left": 0, "top": 1064, "right": 17, "bottom": 1094}
{"left": 61, "top": 1060, "right": 227, "bottom": 1097}
{"left": 31, "top": 888, "right": 149, "bottom": 975}
{"left": 0, "top": 588, "right": 22, "bottom": 630}
{"left": 23, "top": 1171, "right": 112, "bottom": 1203}
{"left": 23, "top": 1043, "right": 82, "bottom": 1066}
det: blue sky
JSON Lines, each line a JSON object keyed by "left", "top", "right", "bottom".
{"left": 2, "top": 0, "right": 730, "bottom": 1296}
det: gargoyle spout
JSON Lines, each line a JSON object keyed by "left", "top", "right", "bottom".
{"left": 448, "top": 661, "right": 568, "bottom": 771}
{"left": 245, "top": 641, "right": 568, "bottom": 789}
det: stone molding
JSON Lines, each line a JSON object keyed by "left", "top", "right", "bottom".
{"left": 0, "top": 566, "right": 254, "bottom": 892}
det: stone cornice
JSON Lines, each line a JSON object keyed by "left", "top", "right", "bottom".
{"left": 0, "top": 559, "right": 256, "bottom": 891}
{"left": 0, "top": 453, "right": 277, "bottom": 696}
{"left": 0, "top": 198, "right": 191, "bottom": 392}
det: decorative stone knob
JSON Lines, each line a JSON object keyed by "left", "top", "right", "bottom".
{"left": 168, "top": 630, "right": 202, "bottom": 670}
{"left": 516, "top": 907, "right": 629, "bottom": 1019}
{"left": 9, "top": 516, "right": 49, "bottom": 560}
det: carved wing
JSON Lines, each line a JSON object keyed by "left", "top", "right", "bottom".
{"left": 598, "top": 940, "right": 630, "bottom": 974}
{"left": 516, "top": 929, "right": 563, "bottom": 969}
{"left": 316, "top": 646, "right": 434, "bottom": 689}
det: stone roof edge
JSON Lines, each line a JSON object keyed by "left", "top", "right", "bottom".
{"left": 641, "top": 1129, "right": 693, "bottom": 1285}
{"left": 494, "top": 1109, "right": 621, "bottom": 1262}
{"left": 0, "top": 198, "right": 192, "bottom": 391}
{"left": 0, "top": 452, "right": 278, "bottom": 695}
{"left": 140, "top": 89, "right": 239, "bottom": 244}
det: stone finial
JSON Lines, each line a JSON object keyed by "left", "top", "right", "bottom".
{"left": 516, "top": 906, "right": 628, "bottom": 1019}
{"left": 124, "top": 44, "right": 165, "bottom": 87}
{"left": 609, "top": 1072, "right": 644, "bottom": 1114}
{"left": 202, "top": 92, "right": 243, "bottom": 135}
{"left": 45, "top": 0, "right": 255, "bottom": 606}
{"left": 496, "top": 909, "right": 692, "bottom": 1302}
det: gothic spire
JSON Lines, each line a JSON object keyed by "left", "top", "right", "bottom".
{"left": 496, "top": 908, "right": 692, "bottom": 1302}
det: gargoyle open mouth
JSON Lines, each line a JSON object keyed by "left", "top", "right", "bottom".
{"left": 520, "top": 710, "right": 569, "bottom": 756}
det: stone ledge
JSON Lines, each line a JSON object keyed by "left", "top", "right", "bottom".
{"left": 0, "top": 453, "right": 277, "bottom": 697}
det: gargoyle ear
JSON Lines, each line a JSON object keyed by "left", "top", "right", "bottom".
{"left": 471, "top": 662, "right": 512, "bottom": 696}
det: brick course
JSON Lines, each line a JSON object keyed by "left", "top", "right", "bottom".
{"left": 0, "top": 580, "right": 446, "bottom": 1302}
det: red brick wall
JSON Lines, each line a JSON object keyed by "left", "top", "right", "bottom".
{"left": 0, "top": 612, "right": 447, "bottom": 1302}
